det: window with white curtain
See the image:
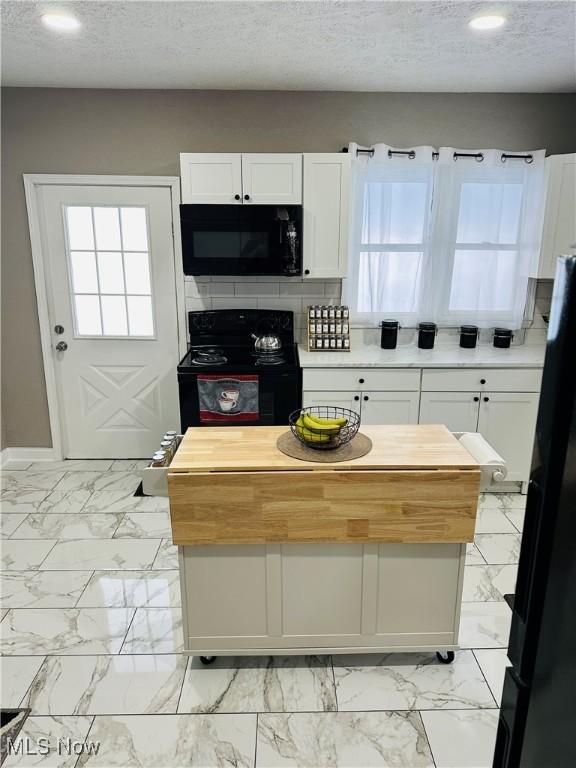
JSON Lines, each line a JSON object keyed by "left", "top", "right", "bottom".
{"left": 345, "top": 144, "right": 547, "bottom": 329}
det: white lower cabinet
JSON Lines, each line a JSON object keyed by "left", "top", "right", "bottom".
{"left": 477, "top": 392, "right": 540, "bottom": 482}
{"left": 360, "top": 391, "right": 420, "bottom": 424}
{"left": 419, "top": 385, "right": 541, "bottom": 482}
{"left": 179, "top": 542, "right": 465, "bottom": 654}
{"left": 302, "top": 390, "right": 360, "bottom": 412}
{"left": 303, "top": 390, "right": 419, "bottom": 424}
{"left": 419, "top": 392, "right": 480, "bottom": 433}
{"left": 303, "top": 366, "right": 541, "bottom": 483}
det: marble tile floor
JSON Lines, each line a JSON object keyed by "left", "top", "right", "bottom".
{"left": 1, "top": 463, "right": 527, "bottom": 767}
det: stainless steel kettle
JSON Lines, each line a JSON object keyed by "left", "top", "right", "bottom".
{"left": 251, "top": 332, "right": 282, "bottom": 353}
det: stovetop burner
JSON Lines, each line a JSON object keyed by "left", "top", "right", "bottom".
{"left": 255, "top": 355, "right": 286, "bottom": 366}
{"left": 253, "top": 350, "right": 286, "bottom": 366}
{"left": 191, "top": 347, "right": 228, "bottom": 366}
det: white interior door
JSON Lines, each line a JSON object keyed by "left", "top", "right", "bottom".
{"left": 39, "top": 184, "right": 181, "bottom": 458}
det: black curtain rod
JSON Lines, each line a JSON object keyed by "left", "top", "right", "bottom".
{"left": 502, "top": 153, "right": 534, "bottom": 163}
{"left": 342, "top": 147, "right": 534, "bottom": 163}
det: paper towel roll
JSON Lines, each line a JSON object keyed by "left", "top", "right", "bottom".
{"left": 457, "top": 432, "right": 507, "bottom": 483}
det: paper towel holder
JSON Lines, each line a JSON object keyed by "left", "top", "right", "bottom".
{"left": 453, "top": 431, "right": 507, "bottom": 485}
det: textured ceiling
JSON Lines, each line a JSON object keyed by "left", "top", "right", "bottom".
{"left": 2, "top": 0, "right": 575, "bottom": 92}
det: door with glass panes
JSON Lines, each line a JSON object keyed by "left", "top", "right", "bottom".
{"left": 39, "top": 184, "right": 180, "bottom": 458}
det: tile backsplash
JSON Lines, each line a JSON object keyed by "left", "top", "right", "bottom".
{"left": 184, "top": 276, "right": 341, "bottom": 341}
{"left": 184, "top": 276, "right": 553, "bottom": 346}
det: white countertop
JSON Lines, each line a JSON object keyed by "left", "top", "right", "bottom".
{"left": 298, "top": 342, "right": 546, "bottom": 368}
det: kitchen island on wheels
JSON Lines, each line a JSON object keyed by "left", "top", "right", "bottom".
{"left": 166, "top": 424, "right": 481, "bottom": 663}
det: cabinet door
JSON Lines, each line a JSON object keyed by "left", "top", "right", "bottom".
{"left": 539, "top": 153, "right": 576, "bottom": 278}
{"left": 360, "top": 392, "right": 420, "bottom": 425}
{"left": 419, "top": 391, "right": 480, "bottom": 432}
{"left": 180, "top": 153, "right": 242, "bottom": 204}
{"left": 478, "top": 392, "right": 540, "bottom": 482}
{"left": 241, "top": 154, "right": 302, "bottom": 204}
{"left": 303, "top": 390, "right": 361, "bottom": 412}
{"left": 303, "top": 153, "right": 350, "bottom": 278}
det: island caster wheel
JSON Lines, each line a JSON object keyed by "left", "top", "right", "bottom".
{"left": 436, "top": 651, "right": 455, "bottom": 664}
{"left": 199, "top": 656, "right": 217, "bottom": 665}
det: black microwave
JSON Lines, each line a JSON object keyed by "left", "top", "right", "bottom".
{"left": 180, "top": 204, "right": 302, "bottom": 276}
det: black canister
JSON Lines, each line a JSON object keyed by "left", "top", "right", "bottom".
{"left": 418, "top": 322, "right": 437, "bottom": 349}
{"left": 459, "top": 325, "right": 479, "bottom": 349}
{"left": 380, "top": 319, "right": 399, "bottom": 349}
{"left": 493, "top": 328, "right": 513, "bottom": 348}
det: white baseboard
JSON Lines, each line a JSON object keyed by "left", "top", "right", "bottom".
{"left": 0, "top": 446, "right": 60, "bottom": 469}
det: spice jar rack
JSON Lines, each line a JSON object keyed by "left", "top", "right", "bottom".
{"left": 307, "top": 305, "right": 351, "bottom": 351}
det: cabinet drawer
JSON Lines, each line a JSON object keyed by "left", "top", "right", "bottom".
{"left": 303, "top": 368, "right": 420, "bottom": 392}
{"left": 421, "top": 368, "right": 542, "bottom": 393}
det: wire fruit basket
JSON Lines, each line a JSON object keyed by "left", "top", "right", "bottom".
{"left": 289, "top": 406, "right": 361, "bottom": 450}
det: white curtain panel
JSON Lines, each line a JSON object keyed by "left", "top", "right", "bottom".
{"left": 345, "top": 142, "right": 437, "bottom": 325}
{"left": 344, "top": 143, "right": 547, "bottom": 329}
{"left": 433, "top": 147, "right": 546, "bottom": 328}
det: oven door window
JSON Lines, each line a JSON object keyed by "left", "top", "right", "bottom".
{"left": 178, "top": 372, "right": 300, "bottom": 429}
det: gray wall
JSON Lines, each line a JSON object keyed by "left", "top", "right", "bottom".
{"left": 2, "top": 88, "right": 575, "bottom": 449}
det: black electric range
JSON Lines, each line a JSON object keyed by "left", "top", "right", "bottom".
{"left": 177, "top": 309, "right": 302, "bottom": 429}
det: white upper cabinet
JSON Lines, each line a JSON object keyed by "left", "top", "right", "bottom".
{"left": 180, "top": 153, "right": 302, "bottom": 205}
{"left": 180, "top": 153, "right": 242, "bottom": 204}
{"left": 303, "top": 153, "right": 350, "bottom": 279}
{"left": 241, "top": 154, "right": 302, "bottom": 204}
{"left": 539, "top": 153, "right": 576, "bottom": 279}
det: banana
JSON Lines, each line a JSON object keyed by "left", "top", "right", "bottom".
{"left": 306, "top": 413, "right": 348, "bottom": 428}
{"left": 295, "top": 415, "right": 330, "bottom": 443}
{"left": 302, "top": 413, "right": 341, "bottom": 435}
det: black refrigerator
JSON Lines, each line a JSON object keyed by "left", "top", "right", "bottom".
{"left": 493, "top": 255, "right": 576, "bottom": 768}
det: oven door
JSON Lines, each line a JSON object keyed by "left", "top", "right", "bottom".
{"left": 178, "top": 370, "right": 301, "bottom": 429}
{"left": 180, "top": 204, "right": 302, "bottom": 276}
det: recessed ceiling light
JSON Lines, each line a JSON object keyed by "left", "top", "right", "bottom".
{"left": 469, "top": 14, "right": 506, "bottom": 30}
{"left": 41, "top": 12, "right": 81, "bottom": 31}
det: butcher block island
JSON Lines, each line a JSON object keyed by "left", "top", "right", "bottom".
{"left": 168, "top": 424, "right": 480, "bottom": 660}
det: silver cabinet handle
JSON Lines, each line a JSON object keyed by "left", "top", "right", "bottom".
{"left": 55, "top": 341, "right": 68, "bottom": 352}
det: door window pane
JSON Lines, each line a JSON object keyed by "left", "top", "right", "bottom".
{"left": 65, "top": 204, "right": 155, "bottom": 338}
{"left": 101, "top": 295, "right": 128, "bottom": 335}
{"left": 121, "top": 207, "right": 148, "bottom": 250}
{"left": 75, "top": 295, "right": 102, "bottom": 335}
{"left": 70, "top": 252, "right": 98, "bottom": 294}
{"left": 124, "top": 252, "right": 151, "bottom": 294}
{"left": 97, "top": 252, "right": 125, "bottom": 294}
{"left": 66, "top": 207, "right": 94, "bottom": 250}
{"left": 94, "top": 207, "right": 121, "bottom": 250}
{"left": 127, "top": 295, "right": 154, "bottom": 336}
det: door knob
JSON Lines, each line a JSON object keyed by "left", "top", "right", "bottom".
{"left": 55, "top": 341, "right": 68, "bottom": 352}
{"left": 244, "top": 194, "right": 250, "bottom": 200}
{"left": 234, "top": 194, "right": 241, "bottom": 200}
{"left": 54, "top": 324, "right": 65, "bottom": 334}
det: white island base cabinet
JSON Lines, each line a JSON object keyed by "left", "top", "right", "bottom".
{"left": 178, "top": 542, "right": 465, "bottom": 656}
